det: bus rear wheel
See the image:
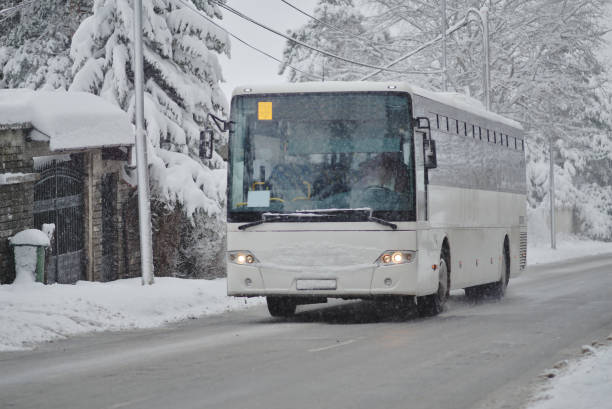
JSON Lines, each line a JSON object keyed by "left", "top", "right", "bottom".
{"left": 416, "top": 256, "right": 449, "bottom": 317}
{"left": 266, "top": 296, "right": 297, "bottom": 317}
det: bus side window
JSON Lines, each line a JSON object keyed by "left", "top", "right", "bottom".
{"left": 478, "top": 126, "right": 482, "bottom": 140}
{"left": 436, "top": 114, "right": 440, "bottom": 129}
{"left": 487, "top": 129, "right": 490, "bottom": 142}
{"left": 514, "top": 137, "right": 517, "bottom": 150}
{"left": 462, "top": 121, "right": 467, "bottom": 136}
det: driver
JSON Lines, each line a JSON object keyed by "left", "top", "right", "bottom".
{"left": 353, "top": 153, "right": 397, "bottom": 190}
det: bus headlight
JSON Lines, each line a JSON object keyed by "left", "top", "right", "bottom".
{"left": 376, "top": 250, "right": 416, "bottom": 266}
{"left": 228, "top": 251, "right": 259, "bottom": 265}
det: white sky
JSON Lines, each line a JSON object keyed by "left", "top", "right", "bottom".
{"left": 218, "top": 0, "right": 319, "bottom": 100}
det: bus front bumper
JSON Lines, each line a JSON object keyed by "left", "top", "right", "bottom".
{"left": 227, "top": 260, "right": 423, "bottom": 297}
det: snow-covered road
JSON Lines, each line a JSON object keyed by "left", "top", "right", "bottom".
{"left": 1, "top": 252, "right": 612, "bottom": 409}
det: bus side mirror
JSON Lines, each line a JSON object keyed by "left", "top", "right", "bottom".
{"left": 424, "top": 139, "right": 437, "bottom": 169}
{"left": 415, "top": 116, "right": 431, "bottom": 130}
{"left": 199, "top": 129, "right": 214, "bottom": 160}
{"left": 414, "top": 116, "right": 437, "bottom": 169}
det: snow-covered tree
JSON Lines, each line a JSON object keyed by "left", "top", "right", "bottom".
{"left": 70, "top": 0, "right": 231, "bottom": 276}
{"left": 70, "top": 0, "right": 229, "bottom": 157}
{"left": 0, "top": 0, "right": 88, "bottom": 89}
{"left": 280, "top": 0, "right": 387, "bottom": 81}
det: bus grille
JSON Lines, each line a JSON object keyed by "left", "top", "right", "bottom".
{"left": 519, "top": 232, "right": 527, "bottom": 270}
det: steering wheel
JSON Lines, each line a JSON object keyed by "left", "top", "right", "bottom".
{"left": 363, "top": 185, "right": 393, "bottom": 193}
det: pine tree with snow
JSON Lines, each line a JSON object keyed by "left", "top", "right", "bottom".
{"left": 70, "top": 0, "right": 231, "bottom": 276}
{"left": 70, "top": 0, "right": 229, "bottom": 158}
{"left": 0, "top": 0, "right": 88, "bottom": 89}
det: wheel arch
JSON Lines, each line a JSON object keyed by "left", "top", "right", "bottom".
{"left": 503, "top": 234, "right": 510, "bottom": 279}
{"left": 441, "top": 236, "right": 451, "bottom": 292}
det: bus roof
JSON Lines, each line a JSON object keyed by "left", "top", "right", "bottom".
{"left": 232, "top": 81, "right": 523, "bottom": 130}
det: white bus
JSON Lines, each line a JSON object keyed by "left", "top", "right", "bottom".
{"left": 209, "top": 81, "right": 527, "bottom": 317}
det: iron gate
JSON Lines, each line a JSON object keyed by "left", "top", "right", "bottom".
{"left": 33, "top": 157, "right": 84, "bottom": 284}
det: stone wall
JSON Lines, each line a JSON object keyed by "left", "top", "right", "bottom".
{"left": 0, "top": 127, "right": 38, "bottom": 283}
{"left": 83, "top": 150, "right": 141, "bottom": 282}
{"left": 0, "top": 178, "right": 38, "bottom": 284}
{"left": 1, "top": 127, "right": 31, "bottom": 173}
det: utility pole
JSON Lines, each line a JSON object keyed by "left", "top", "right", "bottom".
{"left": 441, "top": 0, "right": 448, "bottom": 92}
{"left": 482, "top": 6, "right": 490, "bottom": 111}
{"left": 549, "top": 137, "right": 556, "bottom": 249}
{"left": 466, "top": 6, "right": 491, "bottom": 110}
{"left": 133, "top": 0, "right": 155, "bottom": 284}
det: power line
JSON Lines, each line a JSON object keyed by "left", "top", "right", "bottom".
{"left": 0, "top": 0, "right": 35, "bottom": 17}
{"left": 279, "top": 0, "right": 360, "bottom": 39}
{"left": 360, "top": 19, "right": 468, "bottom": 81}
{"left": 278, "top": 0, "right": 387, "bottom": 59}
{"left": 174, "top": 0, "right": 323, "bottom": 81}
{"left": 211, "top": 0, "right": 423, "bottom": 75}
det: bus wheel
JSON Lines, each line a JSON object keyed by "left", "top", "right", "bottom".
{"left": 417, "top": 256, "right": 449, "bottom": 317}
{"left": 267, "top": 296, "right": 297, "bottom": 317}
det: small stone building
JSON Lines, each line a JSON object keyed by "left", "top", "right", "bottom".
{"left": 0, "top": 90, "right": 141, "bottom": 284}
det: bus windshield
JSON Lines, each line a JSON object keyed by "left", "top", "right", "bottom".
{"left": 228, "top": 92, "right": 415, "bottom": 222}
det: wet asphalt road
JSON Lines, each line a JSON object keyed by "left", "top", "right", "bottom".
{"left": 2, "top": 254, "right": 612, "bottom": 409}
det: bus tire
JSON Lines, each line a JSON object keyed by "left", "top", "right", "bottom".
{"left": 267, "top": 296, "right": 297, "bottom": 317}
{"left": 416, "top": 255, "right": 449, "bottom": 317}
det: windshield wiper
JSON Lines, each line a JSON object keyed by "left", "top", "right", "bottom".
{"left": 367, "top": 216, "right": 397, "bottom": 230}
{"left": 238, "top": 212, "right": 330, "bottom": 230}
{"left": 238, "top": 209, "right": 397, "bottom": 231}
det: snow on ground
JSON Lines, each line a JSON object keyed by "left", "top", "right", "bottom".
{"left": 528, "top": 234, "right": 612, "bottom": 265}
{"left": 0, "top": 277, "right": 264, "bottom": 352}
{"left": 526, "top": 338, "right": 612, "bottom": 409}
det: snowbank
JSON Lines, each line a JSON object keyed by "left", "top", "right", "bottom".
{"left": 526, "top": 339, "right": 612, "bottom": 409}
{"left": 528, "top": 235, "right": 612, "bottom": 265}
{"left": 0, "top": 89, "right": 133, "bottom": 151}
{"left": 0, "top": 277, "right": 264, "bottom": 351}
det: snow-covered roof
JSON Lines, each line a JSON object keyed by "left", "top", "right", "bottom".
{"left": 231, "top": 81, "right": 523, "bottom": 130}
{"left": 0, "top": 89, "right": 134, "bottom": 151}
